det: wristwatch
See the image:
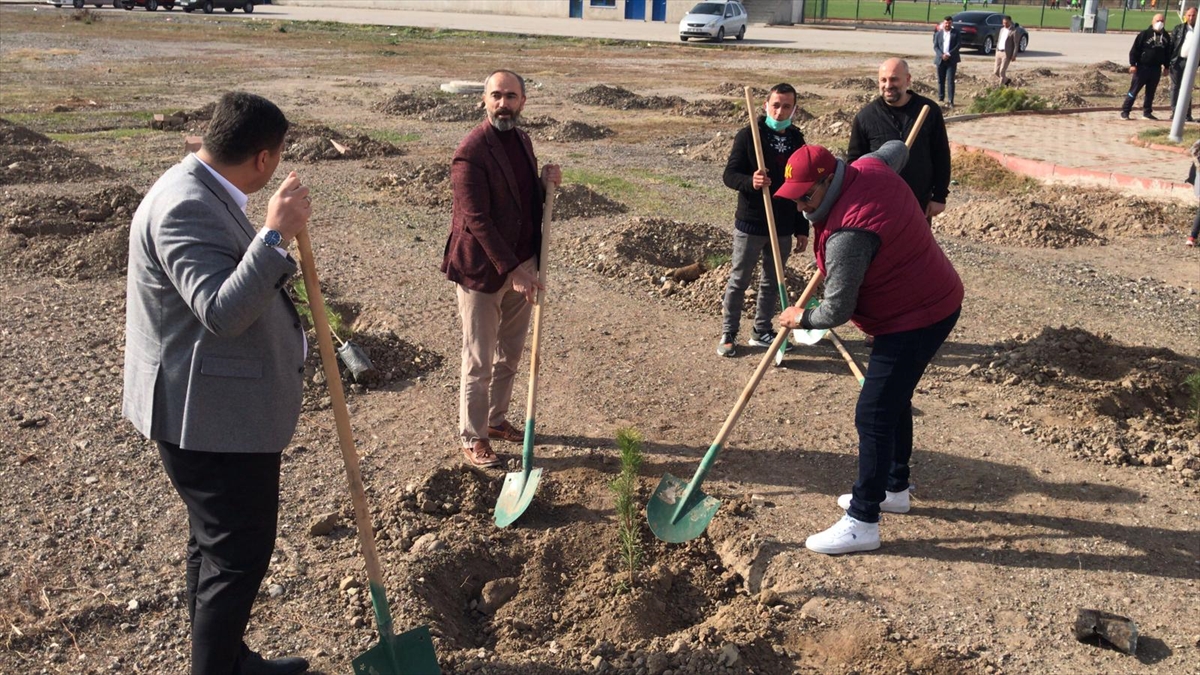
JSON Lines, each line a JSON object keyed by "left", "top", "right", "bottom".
{"left": 262, "top": 229, "right": 283, "bottom": 248}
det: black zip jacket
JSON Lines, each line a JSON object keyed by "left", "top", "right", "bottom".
{"left": 723, "top": 118, "right": 808, "bottom": 237}
{"left": 846, "top": 92, "right": 950, "bottom": 208}
{"left": 1170, "top": 22, "right": 1193, "bottom": 65}
{"left": 1130, "top": 27, "right": 1172, "bottom": 69}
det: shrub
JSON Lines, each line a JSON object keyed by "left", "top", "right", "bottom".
{"left": 290, "top": 277, "right": 349, "bottom": 339}
{"left": 968, "top": 87, "right": 1050, "bottom": 114}
{"left": 610, "top": 428, "right": 645, "bottom": 589}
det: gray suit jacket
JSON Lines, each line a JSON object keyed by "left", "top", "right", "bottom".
{"left": 123, "top": 154, "right": 305, "bottom": 453}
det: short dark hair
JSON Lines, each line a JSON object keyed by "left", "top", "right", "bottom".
{"left": 484, "top": 69, "right": 526, "bottom": 96}
{"left": 202, "top": 91, "right": 288, "bottom": 165}
{"left": 943, "top": 15, "right": 953, "bottom": 21}
{"left": 1002, "top": 14, "right": 1012, "bottom": 21}
{"left": 768, "top": 83, "right": 798, "bottom": 102}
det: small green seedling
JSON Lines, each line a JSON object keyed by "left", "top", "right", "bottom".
{"left": 610, "top": 428, "right": 645, "bottom": 589}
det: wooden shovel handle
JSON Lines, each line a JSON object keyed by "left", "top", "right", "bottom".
{"left": 295, "top": 229, "right": 386, "bottom": 590}
{"left": 905, "top": 105, "right": 930, "bottom": 149}
{"left": 743, "top": 87, "right": 787, "bottom": 284}
{"left": 524, "top": 178, "right": 556, "bottom": 426}
{"left": 827, "top": 329, "right": 866, "bottom": 384}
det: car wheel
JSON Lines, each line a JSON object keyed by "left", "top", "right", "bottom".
{"left": 982, "top": 35, "right": 994, "bottom": 55}
{"left": 680, "top": 35, "right": 688, "bottom": 41}
{"left": 225, "top": 5, "right": 235, "bottom": 11}
{"left": 736, "top": 25, "right": 745, "bottom": 40}
{"left": 73, "top": 0, "right": 83, "bottom": 7}
{"left": 715, "top": 26, "right": 724, "bottom": 41}
{"left": 203, "top": 0, "right": 212, "bottom": 12}
{"left": 147, "top": 0, "right": 158, "bottom": 9}
{"left": 123, "top": 1, "right": 133, "bottom": 8}
{"left": 1019, "top": 34, "right": 1029, "bottom": 53}
{"left": 243, "top": 1, "right": 253, "bottom": 12}
{"left": 163, "top": 2, "right": 173, "bottom": 10}
{"left": 183, "top": 6, "right": 192, "bottom": 11}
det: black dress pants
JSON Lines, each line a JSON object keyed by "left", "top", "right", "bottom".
{"left": 158, "top": 441, "right": 282, "bottom": 675}
{"left": 1123, "top": 65, "right": 1163, "bottom": 115}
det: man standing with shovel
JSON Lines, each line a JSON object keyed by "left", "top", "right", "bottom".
{"left": 775, "top": 141, "right": 963, "bottom": 555}
{"left": 442, "top": 69, "right": 561, "bottom": 468}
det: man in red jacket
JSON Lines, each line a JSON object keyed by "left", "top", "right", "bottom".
{"left": 777, "top": 143, "right": 963, "bottom": 555}
{"left": 441, "top": 69, "right": 561, "bottom": 468}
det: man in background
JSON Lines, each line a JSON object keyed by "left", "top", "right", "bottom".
{"left": 1122, "top": 13, "right": 1173, "bottom": 120}
{"left": 1169, "top": 7, "right": 1197, "bottom": 122}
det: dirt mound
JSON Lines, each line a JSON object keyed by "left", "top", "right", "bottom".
{"left": 712, "top": 82, "right": 767, "bottom": 98}
{"left": 674, "top": 99, "right": 743, "bottom": 124}
{"left": 304, "top": 329, "right": 441, "bottom": 393}
{"left": 0, "top": 118, "right": 52, "bottom": 146}
{"left": 939, "top": 184, "right": 1189, "bottom": 248}
{"left": 802, "top": 109, "right": 856, "bottom": 140}
{"left": 970, "top": 326, "right": 1199, "bottom": 470}
{"left": 1051, "top": 91, "right": 1088, "bottom": 108}
{"left": 376, "top": 89, "right": 481, "bottom": 122}
{"left": 284, "top": 123, "right": 404, "bottom": 162}
{"left": 367, "top": 163, "right": 451, "bottom": 209}
{"left": 681, "top": 130, "right": 734, "bottom": 162}
{"left": 573, "top": 84, "right": 684, "bottom": 110}
{"left": 1066, "top": 70, "right": 1113, "bottom": 95}
{"left": 1030, "top": 67, "right": 1059, "bottom": 78}
{"left": 827, "top": 76, "right": 876, "bottom": 92}
{"left": 1092, "top": 60, "right": 1128, "bottom": 74}
{"left": 529, "top": 118, "right": 614, "bottom": 142}
{"left": 0, "top": 119, "right": 106, "bottom": 185}
{"left": 553, "top": 183, "right": 628, "bottom": 220}
{"left": 0, "top": 185, "right": 142, "bottom": 279}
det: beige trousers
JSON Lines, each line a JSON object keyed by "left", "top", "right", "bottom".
{"left": 994, "top": 52, "right": 1013, "bottom": 83}
{"left": 456, "top": 275, "right": 532, "bottom": 446}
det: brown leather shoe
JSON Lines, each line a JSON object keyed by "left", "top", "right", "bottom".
{"left": 487, "top": 420, "right": 523, "bottom": 443}
{"left": 462, "top": 439, "right": 501, "bottom": 468}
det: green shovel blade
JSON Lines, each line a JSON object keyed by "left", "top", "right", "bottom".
{"left": 646, "top": 473, "right": 723, "bottom": 544}
{"left": 351, "top": 624, "right": 441, "bottom": 675}
{"left": 494, "top": 466, "right": 543, "bottom": 528}
{"left": 790, "top": 297, "right": 827, "bottom": 346}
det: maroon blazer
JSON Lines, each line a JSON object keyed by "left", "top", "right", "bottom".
{"left": 441, "top": 120, "right": 543, "bottom": 293}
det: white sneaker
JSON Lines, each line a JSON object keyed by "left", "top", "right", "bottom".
{"left": 805, "top": 515, "right": 880, "bottom": 555}
{"left": 836, "top": 488, "right": 911, "bottom": 514}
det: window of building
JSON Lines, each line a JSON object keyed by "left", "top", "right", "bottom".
{"left": 590, "top": 0, "right": 616, "bottom": 7}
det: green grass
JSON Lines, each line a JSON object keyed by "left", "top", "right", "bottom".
{"left": 705, "top": 252, "right": 732, "bottom": 268}
{"left": 1137, "top": 126, "right": 1200, "bottom": 146}
{"left": 818, "top": 0, "right": 1186, "bottom": 32}
{"left": 47, "top": 127, "right": 157, "bottom": 142}
{"left": 3, "top": 110, "right": 156, "bottom": 133}
{"left": 627, "top": 168, "right": 696, "bottom": 189}
{"left": 563, "top": 167, "right": 636, "bottom": 196}
{"left": 366, "top": 129, "right": 421, "bottom": 145}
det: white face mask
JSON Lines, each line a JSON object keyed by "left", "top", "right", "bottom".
{"left": 1154, "top": 21, "right": 1165, "bottom": 31}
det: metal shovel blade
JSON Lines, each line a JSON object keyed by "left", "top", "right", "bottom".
{"left": 337, "top": 340, "right": 379, "bottom": 382}
{"left": 646, "top": 473, "right": 722, "bottom": 544}
{"left": 791, "top": 327, "right": 828, "bottom": 346}
{"left": 494, "top": 466, "right": 543, "bottom": 528}
{"left": 352, "top": 624, "right": 441, "bottom": 675}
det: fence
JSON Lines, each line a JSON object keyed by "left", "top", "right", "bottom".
{"left": 804, "top": 0, "right": 1191, "bottom": 31}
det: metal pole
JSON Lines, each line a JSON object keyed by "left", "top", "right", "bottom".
{"left": 855, "top": 0, "right": 860, "bottom": 23}
{"left": 927, "top": 0, "right": 932, "bottom": 23}
{"left": 1040, "top": 0, "right": 1047, "bottom": 27}
{"left": 1170, "top": 21, "right": 1198, "bottom": 141}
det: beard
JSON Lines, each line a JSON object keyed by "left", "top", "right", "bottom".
{"left": 488, "top": 109, "right": 521, "bottom": 131}
{"left": 882, "top": 87, "right": 903, "bottom": 103}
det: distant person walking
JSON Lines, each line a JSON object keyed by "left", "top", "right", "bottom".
{"left": 933, "top": 16, "right": 962, "bottom": 108}
{"left": 1169, "top": 7, "right": 1197, "bottom": 121}
{"left": 885, "top": 0, "right": 894, "bottom": 16}
{"left": 994, "top": 16, "right": 1018, "bottom": 86}
{"left": 1121, "top": 13, "right": 1173, "bottom": 120}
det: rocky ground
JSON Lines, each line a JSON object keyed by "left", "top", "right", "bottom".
{"left": 1, "top": 7, "right": 1198, "bottom": 675}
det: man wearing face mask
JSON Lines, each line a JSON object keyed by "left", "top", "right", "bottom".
{"left": 442, "top": 69, "right": 562, "bottom": 468}
{"left": 1169, "top": 7, "right": 1197, "bottom": 122}
{"left": 717, "top": 83, "right": 808, "bottom": 357}
{"left": 1121, "top": 13, "right": 1173, "bottom": 120}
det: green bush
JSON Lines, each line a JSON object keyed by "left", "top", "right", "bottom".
{"left": 968, "top": 87, "right": 1050, "bottom": 114}
{"left": 290, "top": 277, "right": 349, "bottom": 339}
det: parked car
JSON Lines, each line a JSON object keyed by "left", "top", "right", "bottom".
{"left": 679, "top": 1, "right": 747, "bottom": 42}
{"left": 179, "top": 0, "right": 259, "bottom": 12}
{"left": 951, "top": 11, "right": 1029, "bottom": 55}
{"left": 47, "top": 0, "right": 118, "bottom": 7}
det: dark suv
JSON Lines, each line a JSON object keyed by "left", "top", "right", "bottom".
{"left": 119, "top": 0, "right": 177, "bottom": 10}
{"left": 180, "top": 0, "right": 258, "bottom": 12}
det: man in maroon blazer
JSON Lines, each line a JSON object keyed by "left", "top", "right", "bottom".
{"left": 441, "top": 69, "right": 561, "bottom": 468}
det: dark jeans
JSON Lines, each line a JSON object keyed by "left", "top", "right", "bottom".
{"left": 1123, "top": 65, "right": 1163, "bottom": 115}
{"left": 936, "top": 60, "right": 957, "bottom": 104}
{"left": 1191, "top": 205, "right": 1200, "bottom": 239}
{"left": 158, "top": 442, "right": 282, "bottom": 675}
{"left": 848, "top": 308, "right": 961, "bottom": 523}
{"left": 721, "top": 228, "right": 792, "bottom": 336}
{"left": 1169, "top": 62, "right": 1194, "bottom": 119}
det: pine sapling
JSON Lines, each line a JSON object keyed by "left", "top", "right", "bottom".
{"left": 1186, "top": 371, "right": 1200, "bottom": 430}
{"left": 610, "top": 428, "right": 644, "bottom": 589}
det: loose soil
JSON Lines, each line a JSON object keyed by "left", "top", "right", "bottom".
{"left": 1, "top": 8, "right": 1197, "bottom": 675}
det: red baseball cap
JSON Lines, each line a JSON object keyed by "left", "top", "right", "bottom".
{"left": 775, "top": 145, "right": 837, "bottom": 202}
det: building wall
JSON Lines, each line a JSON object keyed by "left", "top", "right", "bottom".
{"left": 272, "top": 0, "right": 717, "bottom": 23}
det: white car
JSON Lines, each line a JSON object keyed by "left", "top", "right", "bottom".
{"left": 47, "top": 0, "right": 117, "bottom": 7}
{"left": 679, "top": 1, "right": 748, "bottom": 42}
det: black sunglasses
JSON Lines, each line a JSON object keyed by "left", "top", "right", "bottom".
{"left": 799, "top": 176, "right": 831, "bottom": 204}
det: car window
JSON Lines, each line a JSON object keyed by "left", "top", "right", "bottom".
{"left": 986, "top": 15, "right": 1001, "bottom": 26}
{"left": 725, "top": 5, "right": 734, "bottom": 17}
{"left": 734, "top": 4, "right": 743, "bottom": 15}
{"left": 690, "top": 2, "right": 723, "bottom": 14}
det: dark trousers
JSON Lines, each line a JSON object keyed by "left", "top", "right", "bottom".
{"left": 1123, "top": 65, "right": 1163, "bottom": 115}
{"left": 721, "top": 228, "right": 792, "bottom": 336}
{"left": 1191, "top": 205, "right": 1200, "bottom": 239}
{"left": 158, "top": 441, "right": 282, "bottom": 675}
{"left": 1169, "top": 62, "right": 1194, "bottom": 119}
{"left": 848, "top": 308, "right": 960, "bottom": 523}
{"left": 936, "top": 60, "right": 957, "bottom": 104}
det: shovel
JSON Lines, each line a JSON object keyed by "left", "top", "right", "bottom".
{"left": 295, "top": 229, "right": 441, "bottom": 675}
{"left": 494, "top": 177, "right": 557, "bottom": 528}
{"left": 743, "top": 86, "right": 793, "bottom": 366}
{"left": 647, "top": 271, "right": 824, "bottom": 543}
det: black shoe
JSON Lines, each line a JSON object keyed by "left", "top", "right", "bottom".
{"left": 1188, "top": 116, "right": 1196, "bottom": 122}
{"left": 1120, "top": 112, "right": 1130, "bottom": 120}
{"left": 235, "top": 648, "right": 309, "bottom": 675}
{"left": 1142, "top": 112, "right": 1158, "bottom": 120}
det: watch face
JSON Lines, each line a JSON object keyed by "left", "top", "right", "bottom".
{"left": 264, "top": 230, "right": 282, "bottom": 247}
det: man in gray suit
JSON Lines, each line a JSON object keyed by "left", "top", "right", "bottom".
{"left": 124, "top": 91, "right": 311, "bottom": 675}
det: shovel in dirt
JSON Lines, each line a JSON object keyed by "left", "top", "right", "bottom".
{"left": 647, "top": 272, "right": 825, "bottom": 543}
{"left": 494, "top": 177, "right": 557, "bottom": 528}
{"left": 295, "top": 230, "right": 441, "bottom": 675}
{"left": 742, "top": 86, "right": 793, "bottom": 366}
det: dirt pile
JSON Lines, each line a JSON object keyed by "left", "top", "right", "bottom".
{"left": 367, "top": 163, "right": 451, "bottom": 208}
{"left": 939, "top": 185, "right": 1189, "bottom": 248}
{"left": 284, "top": 123, "right": 404, "bottom": 162}
{"left": 712, "top": 82, "right": 767, "bottom": 98}
{"left": 827, "top": 76, "right": 876, "bottom": 92}
{"left": 1051, "top": 91, "right": 1088, "bottom": 108}
{"left": 969, "top": 326, "right": 1199, "bottom": 473}
{"left": 680, "top": 130, "right": 734, "bottom": 162}
{"left": 302, "top": 329, "right": 442, "bottom": 396}
{"left": 553, "top": 183, "right": 628, "bottom": 221}
{"left": 0, "top": 118, "right": 106, "bottom": 185}
{"left": 1066, "top": 70, "right": 1113, "bottom": 95}
{"left": 527, "top": 117, "right": 614, "bottom": 142}
{"left": 674, "top": 99, "right": 743, "bottom": 124}
{"left": 0, "top": 185, "right": 142, "bottom": 279}
{"left": 951, "top": 150, "right": 1040, "bottom": 194}
{"left": 1091, "top": 60, "right": 1128, "bottom": 74}
{"left": 1030, "top": 67, "right": 1059, "bottom": 78}
{"left": 801, "top": 109, "right": 856, "bottom": 141}
{"left": 573, "top": 84, "right": 685, "bottom": 110}
{"left": 376, "top": 89, "right": 481, "bottom": 122}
